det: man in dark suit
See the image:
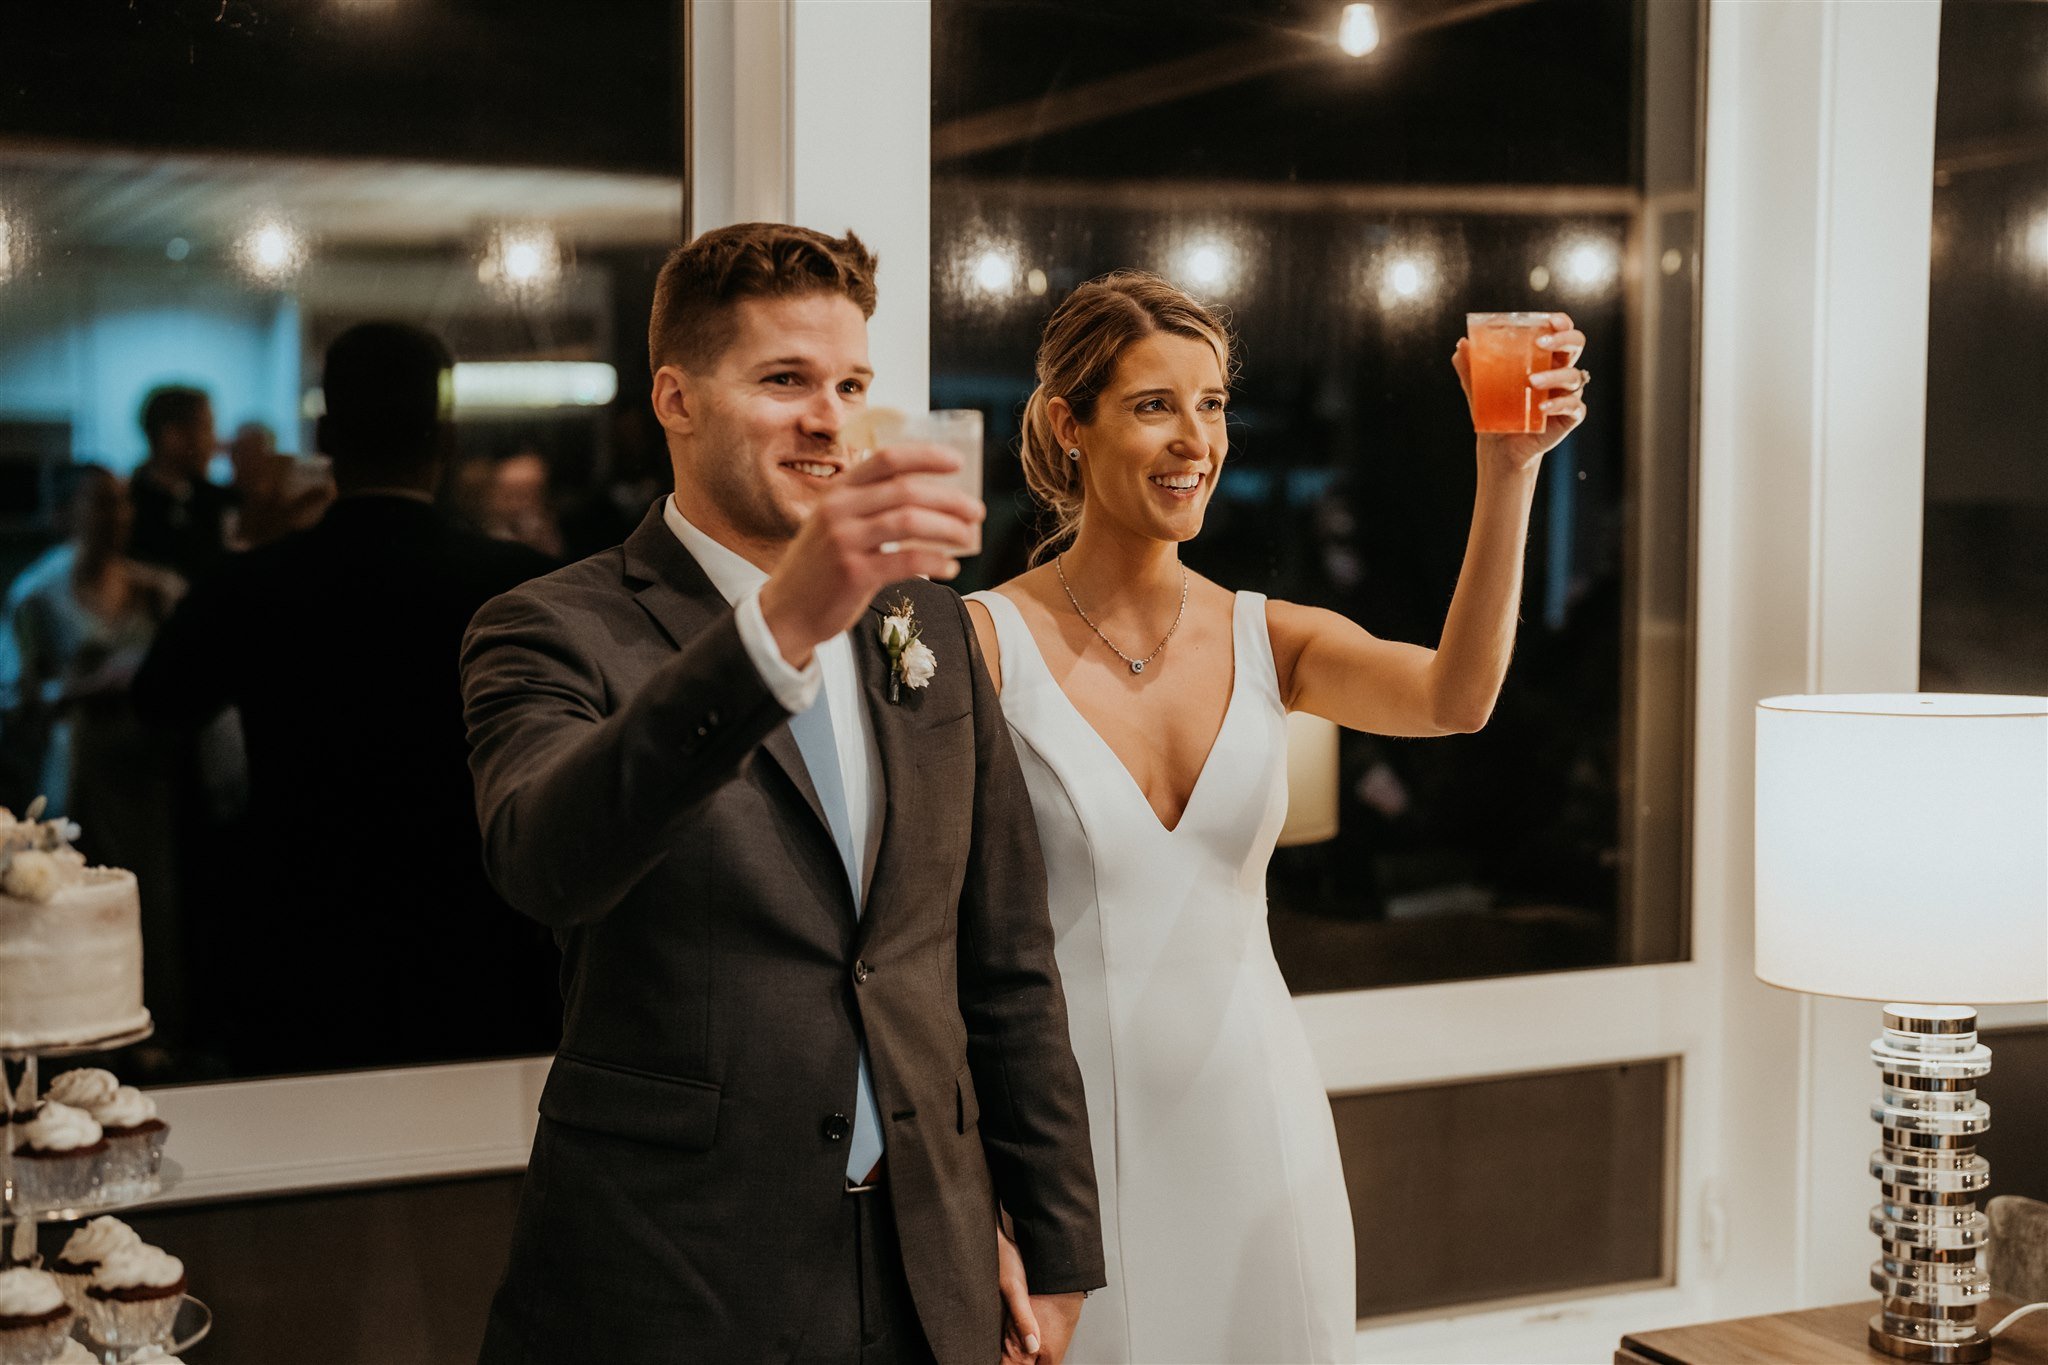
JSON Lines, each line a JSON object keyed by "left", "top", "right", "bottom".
{"left": 460, "top": 223, "right": 1103, "bottom": 1364}
{"left": 128, "top": 385, "right": 236, "bottom": 584}
{"left": 133, "top": 324, "right": 559, "bottom": 1072}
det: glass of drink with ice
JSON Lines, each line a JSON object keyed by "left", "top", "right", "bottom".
{"left": 1464, "top": 312, "right": 1555, "bottom": 435}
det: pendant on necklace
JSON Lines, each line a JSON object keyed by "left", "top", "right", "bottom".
{"left": 1131, "top": 660, "right": 1146, "bottom": 674}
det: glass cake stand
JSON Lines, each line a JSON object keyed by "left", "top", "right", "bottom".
{"left": 4, "top": 1022, "right": 216, "bottom": 1360}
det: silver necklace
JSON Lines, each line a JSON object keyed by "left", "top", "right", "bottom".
{"left": 1055, "top": 555, "right": 1188, "bottom": 675}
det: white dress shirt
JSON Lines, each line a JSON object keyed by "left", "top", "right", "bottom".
{"left": 662, "top": 496, "right": 885, "bottom": 897}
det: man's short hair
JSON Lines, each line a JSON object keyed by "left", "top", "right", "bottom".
{"left": 647, "top": 223, "right": 878, "bottom": 375}
{"left": 139, "top": 386, "right": 210, "bottom": 448}
{"left": 322, "top": 322, "right": 453, "bottom": 464}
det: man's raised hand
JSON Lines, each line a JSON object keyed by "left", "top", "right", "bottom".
{"left": 756, "top": 444, "right": 985, "bottom": 669}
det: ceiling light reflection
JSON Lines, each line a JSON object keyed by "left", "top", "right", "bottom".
{"left": 1173, "top": 236, "right": 1239, "bottom": 293}
{"left": 1338, "top": 3, "right": 1381, "bottom": 57}
{"left": 972, "top": 247, "right": 1018, "bottom": 297}
{"left": 1556, "top": 234, "right": 1620, "bottom": 293}
{"left": 0, "top": 210, "right": 15, "bottom": 285}
{"left": 1373, "top": 247, "right": 1439, "bottom": 311}
{"left": 479, "top": 223, "right": 565, "bottom": 299}
{"left": 236, "top": 217, "right": 308, "bottom": 284}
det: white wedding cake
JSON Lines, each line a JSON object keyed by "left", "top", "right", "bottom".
{"left": 0, "top": 805, "right": 149, "bottom": 1051}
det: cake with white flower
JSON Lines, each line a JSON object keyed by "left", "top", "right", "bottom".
{"left": 0, "top": 804, "right": 149, "bottom": 1052}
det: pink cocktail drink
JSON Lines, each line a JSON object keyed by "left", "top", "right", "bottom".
{"left": 1465, "top": 312, "right": 1553, "bottom": 435}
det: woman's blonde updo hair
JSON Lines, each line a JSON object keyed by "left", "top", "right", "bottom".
{"left": 1019, "top": 270, "right": 1234, "bottom": 562}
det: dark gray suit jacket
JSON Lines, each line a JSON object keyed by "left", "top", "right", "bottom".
{"left": 462, "top": 502, "right": 1104, "bottom": 1364}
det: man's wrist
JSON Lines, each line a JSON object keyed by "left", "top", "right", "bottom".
{"left": 755, "top": 579, "right": 817, "bottom": 670}
{"left": 734, "top": 589, "right": 821, "bottom": 714}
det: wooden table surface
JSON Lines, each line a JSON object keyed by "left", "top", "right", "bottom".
{"left": 1619, "top": 1298, "right": 2048, "bottom": 1364}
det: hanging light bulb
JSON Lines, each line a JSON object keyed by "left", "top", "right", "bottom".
{"left": 1338, "top": 3, "right": 1381, "bottom": 58}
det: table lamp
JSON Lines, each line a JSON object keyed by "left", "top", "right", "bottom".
{"left": 1279, "top": 711, "right": 1340, "bottom": 848}
{"left": 1755, "top": 693, "right": 2048, "bottom": 1363}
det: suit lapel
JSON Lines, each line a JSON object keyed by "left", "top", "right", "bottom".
{"left": 853, "top": 596, "right": 913, "bottom": 945}
{"left": 620, "top": 503, "right": 830, "bottom": 836}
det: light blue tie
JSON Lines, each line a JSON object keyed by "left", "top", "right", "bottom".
{"left": 786, "top": 689, "right": 886, "bottom": 1184}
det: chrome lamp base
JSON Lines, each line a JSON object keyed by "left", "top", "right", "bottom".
{"left": 1867, "top": 1004, "right": 1993, "bottom": 1363}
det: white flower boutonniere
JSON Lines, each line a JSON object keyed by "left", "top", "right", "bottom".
{"left": 877, "top": 596, "right": 936, "bottom": 702}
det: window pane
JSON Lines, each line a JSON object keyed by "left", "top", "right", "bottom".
{"left": 0, "top": 4, "right": 682, "bottom": 1084}
{"left": 1333, "top": 1059, "right": 1673, "bottom": 1319}
{"left": 933, "top": 0, "right": 1703, "bottom": 993}
{"left": 1922, "top": 0, "right": 2048, "bottom": 695}
{"left": 1923, "top": 0, "right": 2048, "bottom": 1252}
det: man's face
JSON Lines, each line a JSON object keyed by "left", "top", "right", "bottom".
{"left": 656, "top": 293, "right": 872, "bottom": 558}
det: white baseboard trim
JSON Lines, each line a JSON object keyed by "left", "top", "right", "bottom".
{"left": 142, "top": 1055, "right": 549, "bottom": 1206}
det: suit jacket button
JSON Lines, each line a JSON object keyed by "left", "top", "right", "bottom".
{"left": 853, "top": 960, "right": 871, "bottom": 985}
{"left": 823, "top": 1113, "right": 851, "bottom": 1142}
{"left": 695, "top": 723, "right": 710, "bottom": 738}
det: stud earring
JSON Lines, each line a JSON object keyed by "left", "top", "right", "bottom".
{"left": 1066, "top": 447, "right": 1081, "bottom": 461}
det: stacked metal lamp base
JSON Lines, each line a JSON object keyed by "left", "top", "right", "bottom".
{"left": 1867, "top": 1004, "right": 1995, "bottom": 1363}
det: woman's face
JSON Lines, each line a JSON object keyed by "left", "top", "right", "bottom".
{"left": 1071, "top": 331, "right": 1229, "bottom": 546}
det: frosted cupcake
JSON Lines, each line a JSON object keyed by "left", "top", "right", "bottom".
{"left": 42, "top": 1070, "right": 117, "bottom": 1115}
{"left": 46, "top": 1072, "right": 165, "bottom": 1200}
{"left": 89, "top": 1088, "right": 165, "bottom": 1199}
{"left": 11, "top": 1104, "right": 104, "bottom": 1210}
{"left": 81, "top": 1245, "right": 184, "bottom": 1349}
{"left": 49, "top": 1216, "right": 142, "bottom": 1313}
{"left": 0, "top": 1267, "right": 73, "bottom": 1365}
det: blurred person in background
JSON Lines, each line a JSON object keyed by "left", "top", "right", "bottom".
{"left": 480, "top": 446, "right": 565, "bottom": 559}
{"left": 129, "top": 386, "right": 235, "bottom": 583}
{"left": 134, "top": 322, "right": 559, "bottom": 1073}
{"left": 0, "top": 464, "right": 187, "bottom": 1039}
{"left": 226, "top": 420, "right": 333, "bottom": 550}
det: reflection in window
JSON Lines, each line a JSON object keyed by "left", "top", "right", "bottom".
{"left": 934, "top": 0, "right": 1702, "bottom": 994}
{"left": 1924, "top": 0, "right": 2048, "bottom": 1235}
{"left": 1923, "top": 0, "right": 2048, "bottom": 695}
{"left": 0, "top": 3, "right": 683, "bottom": 1083}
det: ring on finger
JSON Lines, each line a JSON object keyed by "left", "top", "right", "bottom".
{"left": 878, "top": 540, "right": 902, "bottom": 555}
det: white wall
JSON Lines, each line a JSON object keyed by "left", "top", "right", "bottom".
{"left": 1695, "top": 0, "right": 1942, "bottom": 1317}
{"left": 0, "top": 265, "right": 301, "bottom": 469}
{"left": 690, "top": 0, "right": 931, "bottom": 414}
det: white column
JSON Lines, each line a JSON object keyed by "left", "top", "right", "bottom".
{"left": 1696, "top": 0, "right": 1941, "bottom": 1317}
{"left": 690, "top": 0, "right": 931, "bottom": 413}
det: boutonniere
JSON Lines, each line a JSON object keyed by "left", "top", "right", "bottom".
{"left": 877, "top": 596, "right": 937, "bottom": 703}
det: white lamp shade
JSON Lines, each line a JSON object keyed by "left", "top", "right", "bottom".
{"left": 1278, "top": 711, "right": 1340, "bottom": 848}
{"left": 1755, "top": 693, "right": 2048, "bottom": 1004}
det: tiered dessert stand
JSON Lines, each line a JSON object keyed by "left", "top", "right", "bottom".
{"left": 2, "top": 1023, "right": 211, "bottom": 1362}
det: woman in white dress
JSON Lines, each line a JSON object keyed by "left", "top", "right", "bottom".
{"left": 967, "top": 272, "right": 1588, "bottom": 1364}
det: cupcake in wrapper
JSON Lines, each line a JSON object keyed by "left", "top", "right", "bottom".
{"left": 49, "top": 1216, "right": 142, "bottom": 1314}
{"left": 82, "top": 1245, "right": 184, "bottom": 1349}
{"left": 90, "top": 1088, "right": 165, "bottom": 1199}
{"left": 10, "top": 1103, "right": 104, "bottom": 1211}
{"left": 0, "top": 1267, "right": 74, "bottom": 1365}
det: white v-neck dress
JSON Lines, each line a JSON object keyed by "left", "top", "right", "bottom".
{"left": 969, "top": 590, "right": 1356, "bottom": 1364}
